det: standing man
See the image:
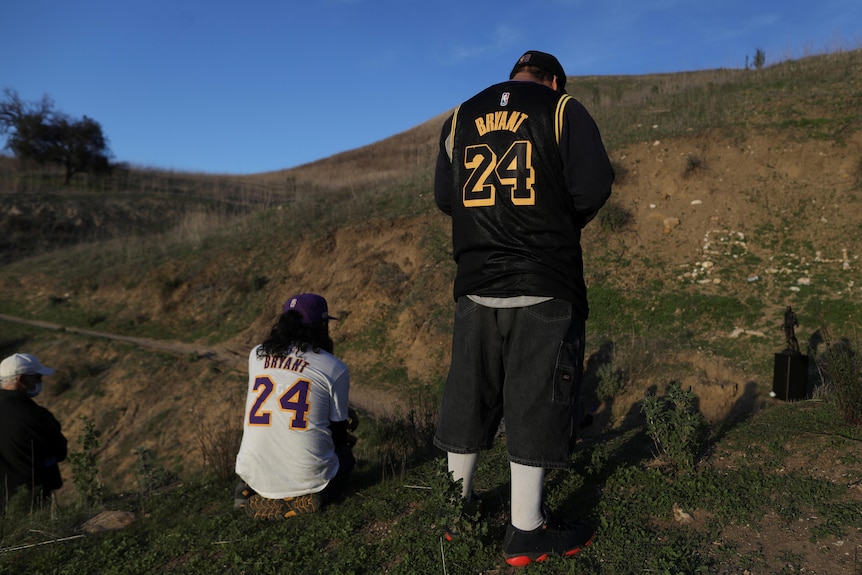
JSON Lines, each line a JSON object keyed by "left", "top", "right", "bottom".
{"left": 0, "top": 353, "right": 68, "bottom": 508}
{"left": 235, "top": 293, "right": 356, "bottom": 520}
{"left": 433, "top": 50, "right": 614, "bottom": 566}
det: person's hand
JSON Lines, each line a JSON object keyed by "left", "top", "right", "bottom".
{"left": 347, "top": 406, "right": 360, "bottom": 431}
{"left": 345, "top": 432, "right": 358, "bottom": 447}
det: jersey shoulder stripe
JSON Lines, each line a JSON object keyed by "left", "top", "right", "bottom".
{"left": 445, "top": 105, "right": 461, "bottom": 161}
{"left": 555, "top": 94, "right": 573, "bottom": 144}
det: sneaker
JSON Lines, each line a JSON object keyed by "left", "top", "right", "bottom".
{"left": 246, "top": 493, "right": 322, "bottom": 520}
{"left": 233, "top": 482, "right": 255, "bottom": 509}
{"left": 502, "top": 514, "right": 595, "bottom": 567}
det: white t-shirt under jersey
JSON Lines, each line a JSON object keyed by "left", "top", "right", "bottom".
{"left": 235, "top": 344, "right": 350, "bottom": 498}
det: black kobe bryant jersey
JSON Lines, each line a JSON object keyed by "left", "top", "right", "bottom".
{"left": 444, "top": 80, "right": 572, "bottom": 214}
{"left": 442, "top": 80, "right": 586, "bottom": 306}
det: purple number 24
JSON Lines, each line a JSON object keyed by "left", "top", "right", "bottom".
{"left": 248, "top": 376, "right": 311, "bottom": 429}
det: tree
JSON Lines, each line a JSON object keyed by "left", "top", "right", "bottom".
{"left": 753, "top": 48, "right": 766, "bottom": 71}
{"left": 0, "top": 88, "right": 113, "bottom": 185}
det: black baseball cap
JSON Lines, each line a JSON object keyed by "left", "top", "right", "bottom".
{"left": 509, "top": 50, "right": 567, "bottom": 93}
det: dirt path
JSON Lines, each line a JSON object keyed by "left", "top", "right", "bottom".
{"left": 0, "top": 314, "right": 407, "bottom": 418}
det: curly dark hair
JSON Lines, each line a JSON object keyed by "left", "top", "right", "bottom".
{"left": 257, "top": 311, "right": 334, "bottom": 359}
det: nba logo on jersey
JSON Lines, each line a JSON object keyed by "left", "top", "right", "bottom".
{"left": 500, "top": 92, "right": 510, "bottom": 106}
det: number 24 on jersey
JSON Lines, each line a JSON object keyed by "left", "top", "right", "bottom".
{"left": 463, "top": 140, "right": 535, "bottom": 207}
{"left": 247, "top": 376, "right": 311, "bottom": 430}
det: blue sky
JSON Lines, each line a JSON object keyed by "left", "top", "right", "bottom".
{"left": 1, "top": 0, "right": 860, "bottom": 175}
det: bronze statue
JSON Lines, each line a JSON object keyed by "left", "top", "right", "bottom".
{"left": 783, "top": 306, "right": 800, "bottom": 353}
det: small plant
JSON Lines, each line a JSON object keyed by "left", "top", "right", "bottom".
{"left": 598, "top": 200, "right": 634, "bottom": 232}
{"left": 641, "top": 381, "right": 707, "bottom": 471}
{"left": 683, "top": 154, "right": 705, "bottom": 177}
{"left": 816, "top": 327, "right": 862, "bottom": 425}
{"left": 430, "top": 460, "right": 487, "bottom": 543}
{"left": 134, "top": 447, "right": 178, "bottom": 494}
{"left": 196, "top": 415, "right": 243, "bottom": 481}
{"left": 357, "top": 388, "right": 438, "bottom": 481}
{"left": 3, "top": 486, "right": 35, "bottom": 518}
{"left": 596, "top": 363, "right": 626, "bottom": 403}
{"left": 67, "top": 415, "right": 103, "bottom": 506}
{"left": 609, "top": 159, "right": 630, "bottom": 184}
{"left": 753, "top": 48, "right": 766, "bottom": 70}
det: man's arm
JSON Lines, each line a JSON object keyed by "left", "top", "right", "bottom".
{"left": 559, "top": 98, "right": 615, "bottom": 227}
{"left": 433, "top": 114, "right": 456, "bottom": 216}
{"left": 32, "top": 406, "right": 67, "bottom": 463}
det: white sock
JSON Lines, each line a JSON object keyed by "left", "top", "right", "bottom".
{"left": 510, "top": 462, "right": 545, "bottom": 531}
{"left": 447, "top": 452, "right": 479, "bottom": 499}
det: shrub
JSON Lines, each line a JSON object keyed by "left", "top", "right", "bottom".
{"left": 430, "top": 461, "right": 487, "bottom": 543}
{"left": 599, "top": 200, "right": 634, "bottom": 232}
{"left": 641, "top": 381, "right": 708, "bottom": 471}
{"left": 816, "top": 328, "right": 862, "bottom": 425}
{"left": 67, "top": 416, "right": 103, "bottom": 506}
{"left": 610, "top": 159, "right": 630, "bottom": 184}
{"left": 596, "top": 363, "right": 626, "bottom": 403}
{"left": 134, "top": 447, "right": 178, "bottom": 494}
{"left": 196, "top": 416, "right": 243, "bottom": 482}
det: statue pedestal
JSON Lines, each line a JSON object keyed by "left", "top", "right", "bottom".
{"left": 772, "top": 353, "right": 809, "bottom": 401}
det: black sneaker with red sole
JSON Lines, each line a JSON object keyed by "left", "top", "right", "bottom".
{"left": 502, "top": 516, "right": 595, "bottom": 567}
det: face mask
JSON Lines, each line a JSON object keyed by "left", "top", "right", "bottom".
{"left": 26, "top": 382, "right": 42, "bottom": 398}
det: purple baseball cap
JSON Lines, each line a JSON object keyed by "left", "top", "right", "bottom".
{"left": 282, "top": 293, "right": 338, "bottom": 325}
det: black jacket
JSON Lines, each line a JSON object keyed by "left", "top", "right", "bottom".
{"left": 0, "top": 389, "right": 67, "bottom": 498}
{"left": 434, "top": 80, "right": 614, "bottom": 318}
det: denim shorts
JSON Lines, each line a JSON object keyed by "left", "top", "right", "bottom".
{"left": 433, "top": 297, "right": 585, "bottom": 469}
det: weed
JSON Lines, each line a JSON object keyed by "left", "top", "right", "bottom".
{"left": 430, "top": 460, "right": 487, "bottom": 542}
{"left": 642, "top": 381, "right": 708, "bottom": 471}
{"left": 609, "top": 158, "right": 630, "bottom": 184}
{"left": 683, "top": 154, "right": 705, "bottom": 177}
{"left": 598, "top": 200, "right": 635, "bottom": 232}
{"left": 359, "top": 392, "right": 438, "bottom": 482}
{"left": 2, "top": 486, "right": 36, "bottom": 519}
{"left": 67, "top": 416, "right": 103, "bottom": 506}
{"left": 815, "top": 325, "right": 862, "bottom": 425}
{"left": 133, "top": 447, "right": 178, "bottom": 494}
{"left": 195, "top": 416, "right": 243, "bottom": 482}
{"left": 596, "top": 362, "right": 626, "bottom": 403}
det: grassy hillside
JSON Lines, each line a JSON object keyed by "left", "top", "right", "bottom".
{"left": 1, "top": 49, "right": 861, "bottom": 573}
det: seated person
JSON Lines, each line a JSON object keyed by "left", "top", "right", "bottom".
{"left": 0, "top": 353, "right": 67, "bottom": 509}
{"left": 234, "top": 293, "right": 356, "bottom": 519}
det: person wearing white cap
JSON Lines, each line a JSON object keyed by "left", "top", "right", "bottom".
{"left": 0, "top": 353, "right": 68, "bottom": 507}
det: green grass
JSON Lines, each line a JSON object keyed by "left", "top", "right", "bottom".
{"left": 2, "top": 398, "right": 859, "bottom": 575}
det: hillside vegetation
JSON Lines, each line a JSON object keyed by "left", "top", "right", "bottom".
{"left": 1, "top": 49, "right": 861, "bottom": 573}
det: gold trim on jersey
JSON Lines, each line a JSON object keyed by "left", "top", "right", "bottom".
{"left": 555, "top": 94, "right": 572, "bottom": 144}
{"left": 445, "top": 105, "right": 461, "bottom": 161}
